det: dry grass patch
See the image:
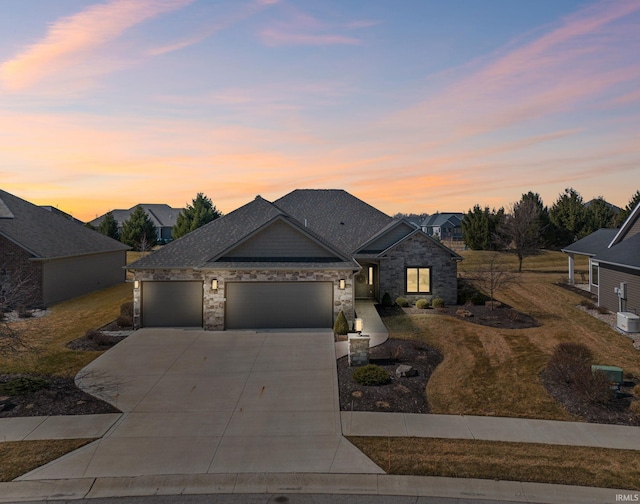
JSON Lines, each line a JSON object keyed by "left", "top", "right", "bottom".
{"left": 349, "top": 436, "right": 640, "bottom": 490}
{"left": 0, "top": 439, "right": 96, "bottom": 481}
{"left": 381, "top": 250, "right": 640, "bottom": 420}
{"left": 0, "top": 282, "right": 133, "bottom": 377}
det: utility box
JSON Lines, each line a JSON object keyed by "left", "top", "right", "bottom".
{"left": 617, "top": 312, "right": 640, "bottom": 333}
{"left": 591, "top": 365, "right": 624, "bottom": 385}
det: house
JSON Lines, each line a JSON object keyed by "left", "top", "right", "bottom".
{"left": 421, "top": 213, "right": 464, "bottom": 241}
{"left": 0, "top": 189, "right": 130, "bottom": 307}
{"left": 562, "top": 202, "right": 640, "bottom": 315}
{"left": 90, "top": 204, "right": 183, "bottom": 243}
{"left": 127, "top": 189, "right": 462, "bottom": 330}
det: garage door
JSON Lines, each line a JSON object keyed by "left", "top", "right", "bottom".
{"left": 225, "top": 282, "right": 333, "bottom": 330}
{"left": 141, "top": 281, "right": 203, "bottom": 327}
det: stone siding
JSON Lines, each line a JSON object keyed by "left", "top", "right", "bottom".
{"left": 132, "top": 268, "right": 354, "bottom": 331}
{"left": 379, "top": 233, "right": 458, "bottom": 305}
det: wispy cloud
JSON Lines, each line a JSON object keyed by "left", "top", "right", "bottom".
{"left": 0, "top": 0, "right": 193, "bottom": 91}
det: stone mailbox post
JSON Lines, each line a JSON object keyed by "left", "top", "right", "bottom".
{"left": 348, "top": 333, "right": 370, "bottom": 367}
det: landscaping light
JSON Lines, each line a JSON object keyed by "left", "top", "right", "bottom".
{"left": 134, "top": 280, "right": 139, "bottom": 289}
{"left": 211, "top": 279, "right": 218, "bottom": 290}
{"left": 355, "top": 318, "right": 363, "bottom": 332}
{"left": 339, "top": 279, "right": 346, "bottom": 290}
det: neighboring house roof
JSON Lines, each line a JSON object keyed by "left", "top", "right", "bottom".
{"left": 0, "top": 189, "right": 129, "bottom": 259}
{"left": 128, "top": 190, "right": 460, "bottom": 271}
{"left": 90, "top": 204, "right": 182, "bottom": 229}
{"left": 561, "top": 201, "right": 640, "bottom": 271}
{"left": 584, "top": 199, "right": 621, "bottom": 213}
{"left": 421, "top": 213, "right": 463, "bottom": 228}
{"left": 560, "top": 228, "right": 619, "bottom": 257}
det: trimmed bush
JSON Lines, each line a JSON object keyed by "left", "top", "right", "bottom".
{"left": 416, "top": 299, "right": 430, "bottom": 309}
{"left": 116, "top": 315, "right": 133, "bottom": 328}
{"left": 381, "top": 292, "right": 393, "bottom": 307}
{"left": 0, "top": 376, "right": 49, "bottom": 396}
{"left": 352, "top": 364, "right": 391, "bottom": 386}
{"left": 120, "top": 301, "right": 134, "bottom": 318}
{"left": 630, "top": 401, "right": 640, "bottom": 415}
{"left": 333, "top": 310, "right": 349, "bottom": 336}
{"left": 396, "top": 297, "right": 409, "bottom": 307}
{"left": 431, "top": 298, "right": 445, "bottom": 309}
{"left": 596, "top": 306, "right": 609, "bottom": 315}
{"left": 85, "top": 329, "right": 102, "bottom": 341}
{"left": 633, "top": 384, "right": 640, "bottom": 398}
{"left": 546, "top": 342, "right": 593, "bottom": 385}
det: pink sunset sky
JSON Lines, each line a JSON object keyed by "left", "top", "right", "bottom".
{"left": 1, "top": 0, "right": 639, "bottom": 221}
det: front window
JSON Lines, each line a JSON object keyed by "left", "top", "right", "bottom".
{"left": 591, "top": 261, "right": 599, "bottom": 286}
{"left": 406, "top": 267, "right": 431, "bottom": 294}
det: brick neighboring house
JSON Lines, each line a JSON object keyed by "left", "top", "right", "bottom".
{"left": 90, "top": 204, "right": 183, "bottom": 244}
{"left": 128, "top": 189, "right": 462, "bottom": 330}
{"left": 562, "top": 201, "right": 640, "bottom": 315}
{"left": 0, "top": 190, "right": 130, "bottom": 308}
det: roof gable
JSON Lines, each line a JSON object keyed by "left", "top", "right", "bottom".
{"left": 0, "top": 189, "right": 129, "bottom": 259}
{"left": 378, "top": 228, "right": 463, "bottom": 259}
{"left": 90, "top": 204, "right": 182, "bottom": 228}
{"left": 274, "top": 189, "right": 392, "bottom": 254}
{"left": 211, "top": 216, "right": 344, "bottom": 263}
{"left": 561, "top": 228, "right": 619, "bottom": 256}
{"left": 610, "top": 202, "right": 640, "bottom": 247}
{"left": 355, "top": 219, "right": 415, "bottom": 254}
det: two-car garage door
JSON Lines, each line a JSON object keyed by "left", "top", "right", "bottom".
{"left": 226, "top": 282, "right": 333, "bottom": 330}
{"left": 141, "top": 281, "right": 334, "bottom": 330}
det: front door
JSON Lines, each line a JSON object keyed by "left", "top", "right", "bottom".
{"left": 355, "top": 263, "right": 377, "bottom": 299}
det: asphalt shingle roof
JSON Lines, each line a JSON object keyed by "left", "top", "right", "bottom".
{"left": 595, "top": 233, "right": 640, "bottom": 270}
{"left": 560, "top": 228, "right": 619, "bottom": 256}
{"left": 90, "top": 204, "right": 182, "bottom": 229}
{"left": 0, "top": 189, "right": 129, "bottom": 259}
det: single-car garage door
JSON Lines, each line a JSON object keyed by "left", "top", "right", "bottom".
{"left": 225, "top": 282, "right": 333, "bottom": 330}
{"left": 142, "top": 281, "right": 203, "bottom": 327}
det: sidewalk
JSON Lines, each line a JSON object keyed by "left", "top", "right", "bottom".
{"left": 0, "top": 414, "right": 120, "bottom": 443}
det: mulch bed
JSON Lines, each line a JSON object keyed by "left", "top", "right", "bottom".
{"left": 0, "top": 374, "right": 120, "bottom": 418}
{"left": 66, "top": 319, "right": 132, "bottom": 351}
{"left": 540, "top": 370, "right": 640, "bottom": 426}
{"left": 337, "top": 338, "right": 443, "bottom": 413}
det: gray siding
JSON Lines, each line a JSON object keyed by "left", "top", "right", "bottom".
{"left": 221, "top": 220, "right": 335, "bottom": 259}
{"left": 623, "top": 218, "right": 640, "bottom": 241}
{"left": 598, "top": 264, "right": 640, "bottom": 314}
{"left": 42, "top": 251, "right": 127, "bottom": 306}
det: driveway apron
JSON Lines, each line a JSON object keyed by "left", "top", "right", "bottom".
{"left": 18, "top": 328, "right": 381, "bottom": 479}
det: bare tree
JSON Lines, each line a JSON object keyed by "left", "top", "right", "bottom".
{"left": 495, "top": 198, "right": 543, "bottom": 273}
{"left": 467, "top": 253, "right": 518, "bottom": 310}
{"left": 0, "top": 262, "right": 39, "bottom": 357}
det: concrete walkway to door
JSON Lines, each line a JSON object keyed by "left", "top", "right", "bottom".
{"left": 17, "top": 329, "right": 382, "bottom": 480}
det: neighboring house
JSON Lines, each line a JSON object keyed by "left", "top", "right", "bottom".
{"left": 90, "top": 204, "right": 182, "bottom": 243}
{"left": 562, "top": 202, "right": 640, "bottom": 315}
{"left": 421, "top": 213, "right": 464, "bottom": 241}
{"left": 128, "top": 189, "right": 462, "bottom": 330}
{"left": 0, "top": 189, "right": 130, "bottom": 307}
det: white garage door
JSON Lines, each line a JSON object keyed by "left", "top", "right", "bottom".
{"left": 225, "top": 282, "right": 333, "bottom": 330}
{"left": 141, "top": 281, "right": 203, "bottom": 327}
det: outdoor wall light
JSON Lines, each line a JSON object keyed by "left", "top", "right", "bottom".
{"left": 339, "top": 279, "right": 346, "bottom": 290}
{"left": 211, "top": 279, "right": 218, "bottom": 290}
{"left": 134, "top": 280, "right": 139, "bottom": 289}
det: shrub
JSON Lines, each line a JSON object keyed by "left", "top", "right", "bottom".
{"left": 85, "top": 329, "right": 102, "bottom": 341}
{"left": 92, "top": 332, "right": 120, "bottom": 346}
{"left": 17, "top": 306, "right": 32, "bottom": 318}
{"left": 333, "top": 310, "right": 349, "bottom": 336}
{"left": 0, "top": 376, "right": 49, "bottom": 396}
{"left": 546, "top": 342, "right": 593, "bottom": 386}
{"left": 579, "top": 299, "right": 596, "bottom": 310}
{"left": 352, "top": 364, "right": 391, "bottom": 386}
{"left": 116, "top": 315, "right": 133, "bottom": 328}
{"left": 457, "top": 278, "right": 489, "bottom": 305}
{"left": 381, "top": 292, "right": 392, "bottom": 307}
{"left": 596, "top": 306, "right": 609, "bottom": 315}
{"left": 416, "top": 299, "right": 429, "bottom": 309}
{"left": 431, "top": 298, "right": 445, "bottom": 309}
{"left": 633, "top": 384, "right": 640, "bottom": 398}
{"left": 630, "top": 401, "right": 640, "bottom": 415}
{"left": 573, "top": 367, "right": 615, "bottom": 405}
{"left": 120, "top": 301, "right": 134, "bottom": 318}
{"left": 395, "top": 297, "right": 409, "bottom": 307}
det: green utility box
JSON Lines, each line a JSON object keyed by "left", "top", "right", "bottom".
{"left": 591, "top": 365, "right": 624, "bottom": 384}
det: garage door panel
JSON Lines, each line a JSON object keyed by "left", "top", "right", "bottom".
{"left": 226, "top": 282, "right": 333, "bottom": 329}
{"left": 142, "top": 281, "right": 203, "bottom": 327}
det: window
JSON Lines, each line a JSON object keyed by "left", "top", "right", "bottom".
{"left": 591, "top": 261, "right": 599, "bottom": 287}
{"left": 406, "top": 267, "right": 431, "bottom": 294}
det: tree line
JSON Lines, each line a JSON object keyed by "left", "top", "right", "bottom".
{"left": 91, "top": 193, "right": 222, "bottom": 251}
{"left": 462, "top": 188, "right": 640, "bottom": 272}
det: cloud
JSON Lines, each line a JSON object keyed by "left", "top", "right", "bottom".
{"left": 0, "top": 0, "right": 193, "bottom": 91}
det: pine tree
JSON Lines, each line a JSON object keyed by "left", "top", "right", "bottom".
{"left": 97, "top": 211, "right": 120, "bottom": 240}
{"left": 121, "top": 206, "right": 157, "bottom": 251}
{"left": 173, "top": 193, "right": 222, "bottom": 239}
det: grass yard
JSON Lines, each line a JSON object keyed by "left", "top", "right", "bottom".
{"left": 1, "top": 282, "right": 133, "bottom": 377}
{"left": 382, "top": 250, "right": 640, "bottom": 420}
{"left": 348, "top": 436, "right": 640, "bottom": 490}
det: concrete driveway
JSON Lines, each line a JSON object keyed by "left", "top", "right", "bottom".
{"left": 19, "top": 328, "right": 382, "bottom": 479}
